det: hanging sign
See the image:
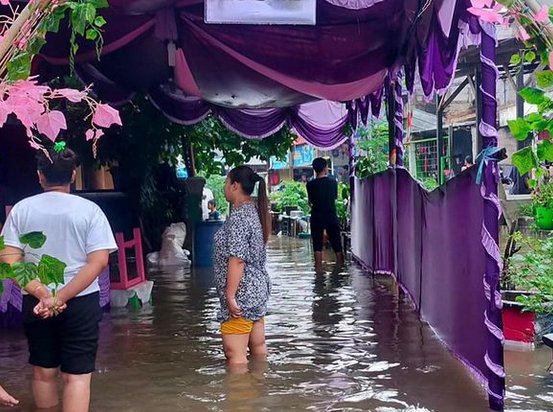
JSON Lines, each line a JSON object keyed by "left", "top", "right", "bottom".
{"left": 205, "top": 0, "right": 317, "bottom": 25}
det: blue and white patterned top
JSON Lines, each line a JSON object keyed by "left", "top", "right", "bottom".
{"left": 213, "top": 203, "right": 271, "bottom": 322}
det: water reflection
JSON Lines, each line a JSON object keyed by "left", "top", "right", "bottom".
{"left": 0, "top": 238, "right": 550, "bottom": 411}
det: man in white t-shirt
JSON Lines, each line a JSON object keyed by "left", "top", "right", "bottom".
{"left": 1, "top": 146, "right": 117, "bottom": 412}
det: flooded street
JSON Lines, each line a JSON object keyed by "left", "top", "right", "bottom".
{"left": 1, "top": 238, "right": 552, "bottom": 411}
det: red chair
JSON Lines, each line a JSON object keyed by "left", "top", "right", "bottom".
{"left": 111, "top": 228, "right": 146, "bottom": 290}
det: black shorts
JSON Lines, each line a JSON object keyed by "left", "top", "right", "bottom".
{"left": 310, "top": 217, "right": 343, "bottom": 253}
{"left": 23, "top": 292, "right": 102, "bottom": 375}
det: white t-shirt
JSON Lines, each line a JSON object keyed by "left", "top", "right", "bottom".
{"left": 1, "top": 192, "right": 118, "bottom": 297}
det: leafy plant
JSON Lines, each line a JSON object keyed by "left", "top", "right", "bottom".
{"left": 420, "top": 177, "right": 439, "bottom": 191}
{"left": 201, "top": 173, "right": 229, "bottom": 216}
{"left": 506, "top": 232, "right": 553, "bottom": 316}
{"left": 185, "top": 116, "right": 295, "bottom": 177}
{"left": 354, "top": 121, "right": 389, "bottom": 179}
{"left": 0, "top": 233, "right": 65, "bottom": 295}
{"left": 519, "top": 202, "right": 534, "bottom": 218}
{"left": 532, "top": 178, "right": 553, "bottom": 210}
{"left": 335, "top": 182, "right": 350, "bottom": 229}
{"left": 269, "top": 181, "right": 309, "bottom": 214}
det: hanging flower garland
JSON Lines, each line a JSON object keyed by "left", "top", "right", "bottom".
{"left": 0, "top": 0, "right": 121, "bottom": 154}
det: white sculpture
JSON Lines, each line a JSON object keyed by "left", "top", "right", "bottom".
{"left": 147, "top": 222, "right": 191, "bottom": 267}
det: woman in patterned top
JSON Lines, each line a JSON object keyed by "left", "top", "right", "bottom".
{"left": 213, "top": 166, "right": 272, "bottom": 365}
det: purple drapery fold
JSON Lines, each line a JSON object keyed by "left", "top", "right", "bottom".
{"left": 0, "top": 280, "right": 22, "bottom": 313}
{"left": 393, "top": 77, "right": 404, "bottom": 167}
{"left": 351, "top": 167, "right": 490, "bottom": 404}
{"left": 148, "top": 86, "right": 349, "bottom": 148}
{"left": 479, "top": 22, "right": 505, "bottom": 411}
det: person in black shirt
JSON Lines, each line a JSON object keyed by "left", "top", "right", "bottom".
{"left": 306, "top": 158, "right": 344, "bottom": 272}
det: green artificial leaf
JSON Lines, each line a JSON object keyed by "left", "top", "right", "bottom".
{"left": 536, "top": 70, "right": 553, "bottom": 89}
{"left": 19, "top": 232, "right": 46, "bottom": 249}
{"left": 89, "top": 0, "right": 110, "bottom": 8}
{"left": 0, "top": 235, "right": 4, "bottom": 252}
{"left": 519, "top": 87, "right": 547, "bottom": 105}
{"left": 510, "top": 54, "right": 522, "bottom": 65}
{"left": 537, "top": 139, "right": 553, "bottom": 162}
{"left": 6, "top": 52, "right": 32, "bottom": 81}
{"left": 38, "top": 255, "right": 66, "bottom": 286}
{"left": 525, "top": 51, "right": 536, "bottom": 63}
{"left": 0, "top": 262, "right": 13, "bottom": 280}
{"left": 12, "top": 262, "right": 38, "bottom": 288}
{"left": 27, "top": 37, "right": 46, "bottom": 56}
{"left": 526, "top": 112, "right": 542, "bottom": 123}
{"left": 528, "top": 178, "right": 538, "bottom": 189}
{"left": 86, "top": 29, "right": 98, "bottom": 40}
{"left": 512, "top": 147, "right": 538, "bottom": 175}
{"left": 70, "top": 4, "right": 88, "bottom": 35}
{"left": 83, "top": 3, "right": 97, "bottom": 24}
{"left": 508, "top": 118, "right": 531, "bottom": 140}
{"left": 94, "top": 16, "right": 107, "bottom": 28}
{"left": 40, "top": 11, "right": 65, "bottom": 33}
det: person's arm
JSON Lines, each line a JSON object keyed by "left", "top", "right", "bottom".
{"left": 0, "top": 246, "right": 52, "bottom": 301}
{"left": 36, "top": 250, "right": 108, "bottom": 314}
{"left": 226, "top": 257, "right": 245, "bottom": 318}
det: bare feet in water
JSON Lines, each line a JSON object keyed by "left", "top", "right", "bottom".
{"left": 0, "top": 384, "right": 19, "bottom": 407}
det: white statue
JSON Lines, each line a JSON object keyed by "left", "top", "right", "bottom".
{"left": 147, "top": 222, "right": 191, "bottom": 267}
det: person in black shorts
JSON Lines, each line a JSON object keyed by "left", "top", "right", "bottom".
{"left": 1, "top": 147, "right": 117, "bottom": 412}
{"left": 306, "top": 158, "right": 344, "bottom": 273}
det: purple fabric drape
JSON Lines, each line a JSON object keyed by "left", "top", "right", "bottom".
{"left": 479, "top": 22, "right": 505, "bottom": 411}
{"left": 148, "top": 86, "right": 349, "bottom": 149}
{"left": 351, "top": 167, "right": 490, "bottom": 402}
{"left": 393, "top": 77, "right": 404, "bottom": 167}
{"left": 20, "top": 0, "right": 476, "bottom": 147}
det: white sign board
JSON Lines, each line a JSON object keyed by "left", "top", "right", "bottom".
{"left": 205, "top": 0, "right": 316, "bottom": 25}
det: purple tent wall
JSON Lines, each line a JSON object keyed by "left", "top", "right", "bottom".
{"left": 352, "top": 167, "right": 489, "bottom": 398}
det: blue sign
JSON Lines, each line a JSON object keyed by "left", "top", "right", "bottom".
{"left": 293, "top": 144, "right": 314, "bottom": 167}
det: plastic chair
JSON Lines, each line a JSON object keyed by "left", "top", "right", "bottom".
{"left": 111, "top": 228, "right": 146, "bottom": 290}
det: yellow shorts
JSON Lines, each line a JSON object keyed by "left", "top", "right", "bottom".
{"left": 221, "top": 317, "right": 265, "bottom": 335}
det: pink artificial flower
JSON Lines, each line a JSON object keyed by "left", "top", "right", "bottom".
{"left": 85, "top": 129, "right": 95, "bottom": 141}
{"left": 92, "top": 104, "right": 122, "bottom": 128}
{"left": 549, "top": 51, "right": 553, "bottom": 70}
{"left": 0, "top": 100, "right": 10, "bottom": 127}
{"left": 36, "top": 110, "right": 67, "bottom": 142}
{"left": 85, "top": 128, "right": 106, "bottom": 141}
{"left": 534, "top": 5, "right": 550, "bottom": 24}
{"left": 54, "top": 88, "right": 85, "bottom": 103}
{"left": 467, "top": 3, "right": 504, "bottom": 25}
{"left": 471, "top": 0, "right": 493, "bottom": 8}
{"left": 0, "top": 0, "right": 10, "bottom": 4}
{"left": 517, "top": 26, "right": 531, "bottom": 41}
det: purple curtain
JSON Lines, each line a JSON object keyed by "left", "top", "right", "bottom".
{"left": 351, "top": 167, "right": 497, "bottom": 408}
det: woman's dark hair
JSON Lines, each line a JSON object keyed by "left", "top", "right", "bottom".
{"left": 37, "top": 147, "right": 79, "bottom": 185}
{"left": 228, "top": 166, "right": 271, "bottom": 243}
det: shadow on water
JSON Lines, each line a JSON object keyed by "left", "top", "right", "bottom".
{"left": 0, "top": 237, "right": 551, "bottom": 411}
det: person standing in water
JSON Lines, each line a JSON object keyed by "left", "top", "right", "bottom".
{"left": 213, "top": 166, "right": 271, "bottom": 366}
{"left": 0, "top": 145, "right": 117, "bottom": 412}
{"left": 306, "top": 157, "right": 344, "bottom": 273}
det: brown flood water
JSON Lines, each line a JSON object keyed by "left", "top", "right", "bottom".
{"left": 1, "top": 237, "right": 551, "bottom": 412}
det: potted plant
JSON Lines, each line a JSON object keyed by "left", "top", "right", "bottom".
{"left": 503, "top": 232, "right": 553, "bottom": 343}
{"left": 532, "top": 179, "right": 553, "bottom": 230}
